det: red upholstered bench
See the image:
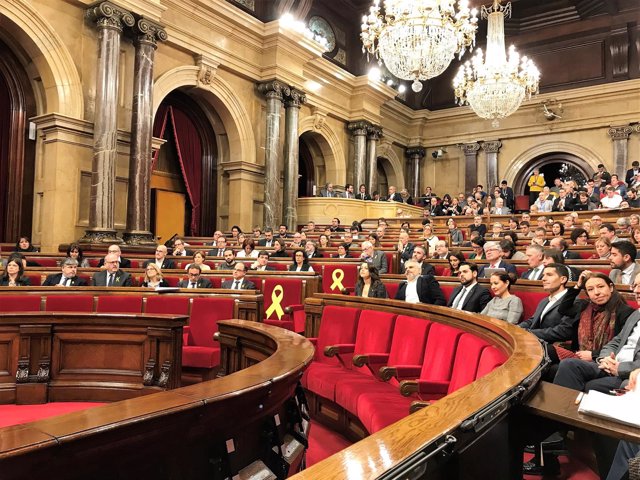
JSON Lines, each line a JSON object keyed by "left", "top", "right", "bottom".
{"left": 96, "top": 295, "right": 144, "bottom": 313}
{"left": 145, "top": 295, "right": 191, "bottom": 315}
{"left": 46, "top": 295, "right": 94, "bottom": 312}
{"left": 0, "top": 295, "right": 42, "bottom": 312}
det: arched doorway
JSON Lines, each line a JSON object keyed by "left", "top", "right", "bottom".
{"left": 298, "top": 136, "right": 315, "bottom": 197}
{"left": 152, "top": 90, "right": 218, "bottom": 240}
{"left": 299, "top": 132, "right": 329, "bottom": 196}
{"left": 514, "top": 152, "right": 592, "bottom": 196}
{"left": 0, "top": 38, "right": 36, "bottom": 242}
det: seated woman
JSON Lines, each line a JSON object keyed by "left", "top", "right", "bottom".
{"left": 270, "top": 238, "right": 289, "bottom": 258}
{"left": 141, "top": 264, "right": 169, "bottom": 288}
{"left": 421, "top": 224, "right": 439, "bottom": 253}
{"left": 354, "top": 263, "right": 387, "bottom": 298}
{"left": 550, "top": 221, "right": 565, "bottom": 237}
{"left": 235, "top": 232, "right": 246, "bottom": 247}
{"left": 569, "top": 228, "right": 589, "bottom": 247}
{"left": 447, "top": 218, "right": 464, "bottom": 246}
{"left": 236, "top": 239, "right": 259, "bottom": 258}
{"left": 230, "top": 225, "right": 242, "bottom": 243}
{"left": 442, "top": 251, "right": 465, "bottom": 276}
{"left": 590, "top": 237, "right": 612, "bottom": 260}
{"left": 367, "top": 233, "right": 381, "bottom": 248}
{"left": 333, "top": 243, "right": 351, "bottom": 258}
{"left": 468, "top": 238, "right": 486, "bottom": 260}
{"left": 185, "top": 250, "right": 211, "bottom": 271}
{"left": 66, "top": 243, "right": 91, "bottom": 268}
{"left": 14, "top": 236, "right": 38, "bottom": 253}
{"left": 481, "top": 272, "right": 523, "bottom": 324}
{"left": 289, "top": 250, "right": 314, "bottom": 272}
{"left": 0, "top": 255, "right": 31, "bottom": 286}
{"left": 318, "top": 234, "right": 330, "bottom": 249}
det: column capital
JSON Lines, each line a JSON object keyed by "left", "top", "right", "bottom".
{"left": 347, "top": 120, "right": 371, "bottom": 136}
{"left": 482, "top": 140, "right": 502, "bottom": 154}
{"left": 460, "top": 142, "right": 481, "bottom": 155}
{"left": 132, "top": 17, "right": 167, "bottom": 47}
{"left": 608, "top": 125, "right": 633, "bottom": 140}
{"left": 257, "top": 80, "right": 290, "bottom": 101}
{"left": 367, "top": 124, "right": 383, "bottom": 140}
{"left": 86, "top": 1, "right": 135, "bottom": 32}
{"left": 284, "top": 88, "right": 306, "bottom": 108}
{"left": 406, "top": 147, "right": 425, "bottom": 159}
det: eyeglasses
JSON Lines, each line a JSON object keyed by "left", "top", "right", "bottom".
{"left": 188, "top": 272, "right": 200, "bottom": 277}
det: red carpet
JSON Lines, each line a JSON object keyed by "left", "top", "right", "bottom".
{"left": 0, "top": 403, "right": 105, "bottom": 428}
{"left": 306, "top": 420, "right": 352, "bottom": 467}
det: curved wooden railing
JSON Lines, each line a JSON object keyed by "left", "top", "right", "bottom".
{"left": 295, "top": 294, "right": 546, "bottom": 480}
{"left": 0, "top": 321, "right": 314, "bottom": 480}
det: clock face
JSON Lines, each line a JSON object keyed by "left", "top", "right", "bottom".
{"left": 308, "top": 16, "right": 336, "bottom": 52}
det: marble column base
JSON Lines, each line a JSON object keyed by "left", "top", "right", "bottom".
{"left": 79, "top": 228, "right": 123, "bottom": 244}
{"left": 122, "top": 230, "right": 157, "bottom": 246}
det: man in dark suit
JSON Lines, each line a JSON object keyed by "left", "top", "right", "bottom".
{"left": 305, "top": 240, "right": 323, "bottom": 258}
{"left": 397, "top": 231, "right": 414, "bottom": 265}
{"left": 521, "top": 244, "right": 546, "bottom": 280}
{"left": 401, "top": 245, "right": 435, "bottom": 276}
{"left": 500, "top": 180, "right": 515, "bottom": 211}
{"left": 549, "top": 237, "right": 580, "bottom": 260}
{"left": 92, "top": 253, "right": 133, "bottom": 287}
{"left": 625, "top": 160, "right": 640, "bottom": 187}
{"left": 320, "top": 183, "right": 336, "bottom": 197}
{"left": 478, "top": 241, "right": 517, "bottom": 278}
{"left": 221, "top": 263, "right": 256, "bottom": 290}
{"left": 360, "top": 241, "right": 388, "bottom": 274}
{"left": 171, "top": 238, "right": 192, "bottom": 257}
{"left": 519, "top": 264, "right": 579, "bottom": 344}
{"left": 329, "top": 217, "right": 345, "bottom": 233}
{"left": 250, "top": 251, "right": 275, "bottom": 271}
{"left": 552, "top": 188, "right": 574, "bottom": 212}
{"left": 143, "top": 245, "right": 175, "bottom": 270}
{"left": 178, "top": 264, "right": 212, "bottom": 288}
{"left": 97, "top": 244, "right": 131, "bottom": 268}
{"left": 208, "top": 236, "right": 227, "bottom": 257}
{"left": 447, "top": 262, "right": 491, "bottom": 313}
{"left": 343, "top": 183, "right": 355, "bottom": 199}
{"left": 394, "top": 260, "right": 446, "bottom": 305}
{"left": 43, "top": 258, "right": 87, "bottom": 286}
{"left": 257, "top": 228, "right": 275, "bottom": 247}
{"left": 357, "top": 183, "right": 371, "bottom": 200}
{"left": 387, "top": 185, "right": 402, "bottom": 202}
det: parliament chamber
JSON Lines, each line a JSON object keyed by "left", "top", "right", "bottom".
{"left": 0, "top": 0, "right": 639, "bottom": 478}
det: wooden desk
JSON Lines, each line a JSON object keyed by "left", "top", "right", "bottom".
{"left": 524, "top": 381, "right": 640, "bottom": 443}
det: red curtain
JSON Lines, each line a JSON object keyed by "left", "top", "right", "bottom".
{"left": 151, "top": 104, "right": 170, "bottom": 170}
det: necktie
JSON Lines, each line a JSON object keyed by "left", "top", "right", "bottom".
{"left": 453, "top": 288, "right": 467, "bottom": 310}
{"left": 531, "top": 267, "right": 540, "bottom": 280}
{"left": 233, "top": 280, "right": 240, "bottom": 290}
{"left": 190, "top": 282, "right": 196, "bottom": 289}
{"left": 107, "top": 274, "right": 114, "bottom": 287}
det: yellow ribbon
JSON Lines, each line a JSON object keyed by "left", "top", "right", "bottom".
{"left": 265, "top": 284, "right": 285, "bottom": 320}
{"left": 330, "top": 269, "right": 345, "bottom": 291}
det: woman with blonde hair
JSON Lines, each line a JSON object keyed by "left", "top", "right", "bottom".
{"left": 142, "top": 263, "right": 169, "bottom": 288}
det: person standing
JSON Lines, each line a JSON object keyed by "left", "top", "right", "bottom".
{"left": 527, "top": 168, "right": 546, "bottom": 205}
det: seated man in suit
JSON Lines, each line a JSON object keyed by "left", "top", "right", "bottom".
{"left": 401, "top": 245, "right": 435, "bottom": 276}
{"left": 447, "top": 262, "right": 491, "bottom": 313}
{"left": 43, "top": 258, "right": 87, "bottom": 287}
{"left": 519, "top": 263, "right": 579, "bottom": 346}
{"left": 320, "top": 182, "right": 336, "bottom": 198}
{"left": 97, "top": 245, "right": 131, "bottom": 268}
{"left": 305, "top": 240, "right": 323, "bottom": 259}
{"left": 397, "top": 231, "right": 415, "bottom": 266}
{"left": 171, "top": 238, "right": 192, "bottom": 257}
{"left": 143, "top": 245, "right": 175, "bottom": 270}
{"left": 357, "top": 183, "right": 371, "bottom": 200}
{"left": 257, "top": 228, "right": 275, "bottom": 247}
{"left": 250, "top": 251, "right": 275, "bottom": 271}
{"left": 178, "top": 264, "right": 212, "bottom": 289}
{"left": 93, "top": 253, "right": 133, "bottom": 287}
{"left": 208, "top": 236, "right": 227, "bottom": 257}
{"left": 432, "top": 240, "right": 451, "bottom": 260}
{"left": 343, "top": 183, "right": 355, "bottom": 198}
{"left": 478, "top": 241, "right": 517, "bottom": 278}
{"left": 221, "top": 263, "right": 256, "bottom": 290}
{"left": 490, "top": 197, "right": 511, "bottom": 215}
{"left": 521, "top": 244, "right": 546, "bottom": 280}
{"left": 549, "top": 237, "right": 581, "bottom": 260}
{"left": 609, "top": 241, "right": 640, "bottom": 286}
{"left": 359, "top": 240, "right": 387, "bottom": 274}
{"left": 394, "top": 260, "right": 446, "bottom": 305}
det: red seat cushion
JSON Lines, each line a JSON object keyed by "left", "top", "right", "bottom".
{"left": 384, "top": 282, "right": 400, "bottom": 299}
{"left": 516, "top": 290, "right": 549, "bottom": 322}
{"left": 187, "top": 298, "right": 234, "bottom": 347}
{"left": 0, "top": 295, "right": 41, "bottom": 312}
{"left": 46, "top": 295, "right": 94, "bottom": 312}
{"left": 96, "top": 296, "right": 143, "bottom": 313}
{"left": 145, "top": 296, "right": 190, "bottom": 315}
{"left": 446, "top": 334, "right": 489, "bottom": 394}
{"left": 322, "top": 264, "right": 358, "bottom": 294}
{"left": 476, "top": 346, "right": 507, "bottom": 379}
{"left": 182, "top": 346, "right": 220, "bottom": 369}
{"left": 366, "top": 396, "right": 414, "bottom": 433}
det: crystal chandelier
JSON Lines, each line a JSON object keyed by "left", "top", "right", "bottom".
{"left": 453, "top": 0, "right": 540, "bottom": 127}
{"left": 361, "top": 0, "right": 478, "bottom": 93}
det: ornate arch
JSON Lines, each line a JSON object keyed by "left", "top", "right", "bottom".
{"left": 0, "top": 0, "right": 83, "bottom": 117}
{"left": 504, "top": 141, "right": 603, "bottom": 194}
{"left": 377, "top": 140, "right": 404, "bottom": 188}
{"left": 298, "top": 115, "right": 346, "bottom": 185}
{"left": 153, "top": 65, "right": 256, "bottom": 165}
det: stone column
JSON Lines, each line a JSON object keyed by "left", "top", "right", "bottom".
{"left": 257, "top": 81, "right": 289, "bottom": 229}
{"left": 282, "top": 88, "right": 306, "bottom": 232}
{"left": 366, "top": 125, "right": 382, "bottom": 195}
{"left": 348, "top": 121, "right": 370, "bottom": 193}
{"left": 460, "top": 142, "right": 480, "bottom": 194}
{"left": 82, "top": 1, "right": 134, "bottom": 243}
{"left": 123, "top": 18, "right": 167, "bottom": 245}
{"left": 482, "top": 140, "right": 502, "bottom": 190}
{"left": 608, "top": 125, "right": 633, "bottom": 175}
{"left": 406, "top": 147, "right": 425, "bottom": 199}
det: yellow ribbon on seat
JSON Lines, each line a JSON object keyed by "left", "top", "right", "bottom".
{"left": 265, "top": 284, "right": 285, "bottom": 320}
{"left": 330, "top": 269, "right": 345, "bottom": 291}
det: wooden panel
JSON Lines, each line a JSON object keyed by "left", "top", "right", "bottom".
{"left": 154, "top": 189, "right": 185, "bottom": 243}
{"left": 532, "top": 40, "right": 606, "bottom": 88}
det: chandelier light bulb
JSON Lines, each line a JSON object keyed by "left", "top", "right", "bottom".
{"left": 361, "top": 0, "right": 478, "bottom": 87}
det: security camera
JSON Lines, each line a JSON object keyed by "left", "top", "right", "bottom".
{"left": 431, "top": 148, "right": 446, "bottom": 159}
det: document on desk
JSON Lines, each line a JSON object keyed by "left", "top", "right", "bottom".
{"left": 578, "top": 391, "right": 640, "bottom": 427}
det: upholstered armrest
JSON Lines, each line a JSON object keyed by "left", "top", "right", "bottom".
{"left": 415, "top": 380, "right": 449, "bottom": 395}
{"left": 399, "top": 380, "right": 418, "bottom": 396}
{"left": 409, "top": 401, "right": 431, "bottom": 414}
{"left": 382, "top": 365, "right": 422, "bottom": 382}
{"left": 324, "top": 344, "right": 355, "bottom": 357}
{"left": 183, "top": 325, "right": 192, "bottom": 346}
{"left": 284, "top": 304, "right": 304, "bottom": 314}
{"left": 307, "top": 337, "right": 318, "bottom": 347}
{"left": 352, "top": 353, "right": 390, "bottom": 368}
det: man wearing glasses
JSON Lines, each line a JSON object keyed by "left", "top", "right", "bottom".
{"left": 172, "top": 238, "right": 191, "bottom": 256}
{"left": 97, "top": 244, "right": 131, "bottom": 268}
{"left": 222, "top": 263, "right": 256, "bottom": 290}
{"left": 143, "top": 245, "right": 175, "bottom": 270}
{"left": 177, "top": 265, "right": 212, "bottom": 288}
{"left": 43, "top": 258, "right": 87, "bottom": 286}
{"left": 92, "top": 253, "right": 133, "bottom": 286}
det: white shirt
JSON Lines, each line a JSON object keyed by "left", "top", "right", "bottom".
{"left": 616, "top": 322, "right": 640, "bottom": 363}
{"left": 59, "top": 276, "right": 71, "bottom": 286}
{"left": 529, "top": 265, "right": 544, "bottom": 280}
{"left": 404, "top": 279, "right": 420, "bottom": 304}
{"left": 620, "top": 263, "right": 636, "bottom": 286}
{"left": 601, "top": 195, "right": 622, "bottom": 209}
{"left": 540, "top": 288, "right": 568, "bottom": 319}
